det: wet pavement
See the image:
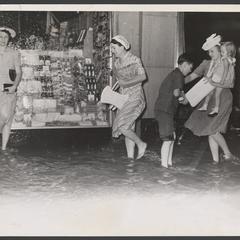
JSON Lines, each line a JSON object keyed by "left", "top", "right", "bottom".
{"left": 0, "top": 127, "right": 240, "bottom": 235}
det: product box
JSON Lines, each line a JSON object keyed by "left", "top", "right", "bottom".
{"left": 33, "top": 99, "right": 57, "bottom": 113}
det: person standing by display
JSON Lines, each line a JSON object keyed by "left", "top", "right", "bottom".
{"left": 111, "top": 35, "right": 147, "bottom": 159}
{"left": 0, "top": 27, "right": 22, "bottom": 152}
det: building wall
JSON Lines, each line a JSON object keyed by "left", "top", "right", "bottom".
{"left": 112, "top": 12, "right": 141, "bottom": 57}
{"left": 113, "top": 12, "right": 178, "bottom": 119}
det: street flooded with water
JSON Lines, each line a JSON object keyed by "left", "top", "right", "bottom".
{"left": 1, "top": 128, "right": 240, "bottom": 235}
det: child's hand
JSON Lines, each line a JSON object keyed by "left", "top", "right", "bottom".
{"left": 178, "top": 92, "right": 188, "bottom": 105}
{"left": 173, "top": 88, "right": 181, "bottom": 97}
{"left": 179, "top": 98, "right": 189, "bottom": 105}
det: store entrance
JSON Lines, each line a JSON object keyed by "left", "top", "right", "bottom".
{"left": 185, "top": 12, "right": 240, "bottom": 65}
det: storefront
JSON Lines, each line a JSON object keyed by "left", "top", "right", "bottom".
{"left": 0, "top": 11, "right": 182, "bottom": 131}
{"left": 2, "top": 12, "right": 113, "bottom": 129}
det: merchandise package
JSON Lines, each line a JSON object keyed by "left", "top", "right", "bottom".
{"left": 13, "top": 47, "right": 111, "bottom": 128}
{"left": 31, "top": 121, "right": 46, "bottom": 127}
{"left": 32, "top": 112, "right": 61, "bottom": 123}
{"left": 22, "top": 66, "right": 34, "bottom": 80}
{"left": 55, "top": 113, "right": 83, "bottom": 122}
{"left": 185, "top": 77, "right": 215, "bottom": 107}
{"left": 33, "top": 99, "right": 57, "bottom": 113}
{"left": 20, "top": 50, "right": 40, "bottom": 66}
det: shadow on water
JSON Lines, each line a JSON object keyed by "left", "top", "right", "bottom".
{"left": 0, "top": 127, "right": 239, "bottom": 197}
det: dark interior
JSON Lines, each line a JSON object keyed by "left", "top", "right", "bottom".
{"left": 185, "top": 12, "right": 240, "bottom": 109}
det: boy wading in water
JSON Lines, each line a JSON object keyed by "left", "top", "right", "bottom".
{"left": 154, "top": 53, "right": 193, "bottom": 168}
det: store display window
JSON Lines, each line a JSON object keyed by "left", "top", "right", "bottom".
{"left": 9, "top": 12, "right": 112, "bottom": 129}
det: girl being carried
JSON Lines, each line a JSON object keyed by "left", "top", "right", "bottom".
{"left": 198, "top": 41, "right": 236, "bottom": 117}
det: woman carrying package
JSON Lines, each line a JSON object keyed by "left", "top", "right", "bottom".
{"left": 110, "top": 35, "right": 147, "bottom": 159}
{"left": 184, "top": 34, "right": 238, "bottom": 163}
{"left": 0, "top": 26, "right": 22, "bottom": 152}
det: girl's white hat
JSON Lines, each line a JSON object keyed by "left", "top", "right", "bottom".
{"left": 0, "top": 26, "right": 16, "bottom": 38}
{"left": 202, "top": 33, "right": 221, "bottom": 51}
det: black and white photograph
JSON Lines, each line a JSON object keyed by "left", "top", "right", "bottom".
{"left": 0, "top": 4, "right": 240, "bottom": 236}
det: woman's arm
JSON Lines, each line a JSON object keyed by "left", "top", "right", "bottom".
{"left": 8, "top": 52, "right": 22, "bottom": 94}
{"left": 185, "top": 60, "right": 209, "bottom": 84}
{"left": 13, "top": 63, "right": 22, "bottom": 88}
{"left": 185, "top": 72, "right": 199, "bottom": 84}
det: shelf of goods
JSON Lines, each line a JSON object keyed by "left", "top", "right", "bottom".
{"left": 11, "top": 49, "right": 110, "bottom": 129}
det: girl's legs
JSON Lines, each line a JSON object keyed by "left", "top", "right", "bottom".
{"left": 198, "top": 94, "right": 211, "bottom": 111}
{"left": 209, "top": 87, "right": 222, "bottom": 115}
{"left": 121, "top": 129, "right": 147, "bottom": 159}
{"left": 125, "top": 137, "right": 135, "bottom": 159}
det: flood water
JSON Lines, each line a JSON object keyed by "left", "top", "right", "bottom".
{"left": 1, "top": 128, "right": 240, "bottom": 197}
{"left": 1, "top": 127, "right": 240, "bottom": 235}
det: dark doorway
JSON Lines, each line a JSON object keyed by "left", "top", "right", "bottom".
{"left": 184, "top": 12, "right": 240, "bottom": 111}
{"left": 185, "top": 12, "right": 240, "bottom": 64}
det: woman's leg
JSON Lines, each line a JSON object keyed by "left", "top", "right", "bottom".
{"left": 2, "top": 110, "right": 15, "bottom": 151}
{"left": 125, "top": 137, "right": 135, "bottom": 159}
{"left": 161, "top": 140, "right": 171, "bottom": 168}
{"left": 121, "top": 129, "right": 147, "bottom": 159}
{"left": 208, "top": 135, "right": 219, "bottom": 163}
{"left": 211, "top": 132, "right": 231, "bottom": 157}
{"left": 1, "top": 96, "right": 16, "bottom": 151}
{"left": 2, "top": 123, "right": 11, "bottom": 151}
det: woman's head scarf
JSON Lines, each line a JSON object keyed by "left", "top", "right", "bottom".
{"left": 111, "top": 35, "right": 130, "bottom": 50}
